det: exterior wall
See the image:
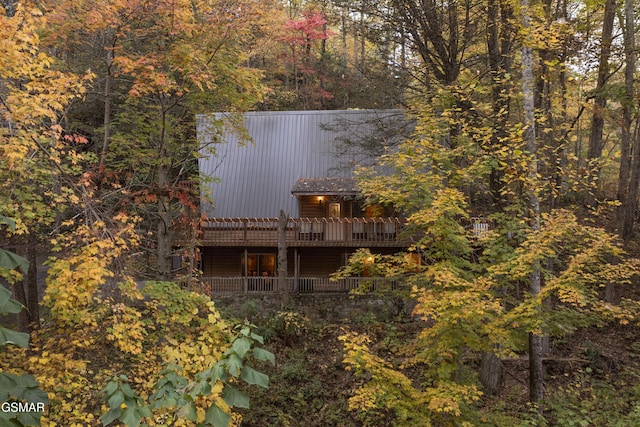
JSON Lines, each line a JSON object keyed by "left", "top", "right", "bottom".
{"left": 296, "top": 247, "right": 400, "bottom": 276}
{"left": 298, "top": 196, "right": 355, "bottom": 218}
{"left": 201, "top": 247, "right": 295, "bottom": 276}
{"left": 202, "top": 246, "right": 404, "bottom": 278}
{"left": 297, "top": 247, "right": 348, "bottom": 276}
{"left": 201, "top": 247, "right": 244, "bottom": 276}
{"left": 298, "top": 195, "right": 325, "bottom": 217}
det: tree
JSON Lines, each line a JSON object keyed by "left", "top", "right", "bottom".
{"left": 616, "top": 0, "right": 638, "bottom": 241}
{"left": 334, "top": 87, "right": 639, "bottom": 422}
{"left": 586, "top": 0, "right": 617, "bottom": 205}
{"left": 44, "top": 0, "right": 268, "bottom": 280}
{"left": 0, "top": 1, "right": 91, "bottom": 330}
{"left": 520, "top": 0, "right": 545, "bottom": 404}
{"left": 279, "top": 9, "right": 334, "bottom": 109}
{"left": 0, "top": 216, "right": 48, "bottom": 427}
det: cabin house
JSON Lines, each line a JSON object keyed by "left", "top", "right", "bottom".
{"left": 195, "top": 110, "right": 413, "bottom": 294}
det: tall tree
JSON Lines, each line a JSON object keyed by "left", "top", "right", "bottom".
{"left": 520, "top": 0, "right": 544, "bottom": 404}
{"left": 586, "top": 0, "right": 617, "bottom": 205}
{"left": 617, "top": 0, "right": 638, "bottom": 241}
{"left": 45, "top": 0, "right": 268, "bottom": 280}
{"left": 0, "top": 2, "right": 90, "bottom": 330}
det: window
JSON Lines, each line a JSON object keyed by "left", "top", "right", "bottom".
{"left": 243, "top": 253, "right": 275, "bottom": 277}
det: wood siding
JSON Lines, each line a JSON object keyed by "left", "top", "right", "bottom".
{"left": 202, "top": 247, "right": 297, "bottom": 277}
{"left": 299, "top": 195, "right": 326, "bottom": 217}
{"left": 298, "top": 248, "right": 347, "bottom": 276}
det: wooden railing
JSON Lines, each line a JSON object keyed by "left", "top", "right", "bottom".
{"left": 200, "top": 217, "right": 405, "bottom": 247}
{"left": 201, "top": 276, "right": 401, "bottom": 295}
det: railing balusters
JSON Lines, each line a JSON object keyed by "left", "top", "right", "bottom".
{"left": 200, "top": 277, "right": 403, "bottom": 295}
{"left": 200, "top": 217, "right": 406, "bottom": 246}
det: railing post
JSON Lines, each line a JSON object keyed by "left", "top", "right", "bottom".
{"left": 243, "top": 218, "right": 247, "bottom": 245}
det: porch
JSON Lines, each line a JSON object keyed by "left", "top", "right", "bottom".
{"left": 200, "top": 217, "right": 405, "bottom": 247}
{"left": 200, "top": 276, "right": 400, "bottom": 295}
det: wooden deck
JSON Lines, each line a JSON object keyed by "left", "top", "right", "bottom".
{"left": 200, "top": 217, "right": 406, "bottom": 247}
{"left": 201, "top": 276, "right": 401, "bottom": 295}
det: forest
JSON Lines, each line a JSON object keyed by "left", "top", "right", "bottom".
{"left": 2, "top": 0, "right": 640, "bottom": 425}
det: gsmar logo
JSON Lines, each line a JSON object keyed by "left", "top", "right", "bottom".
{"left": 1, "top": 401, "right": 46, "bottom": 413}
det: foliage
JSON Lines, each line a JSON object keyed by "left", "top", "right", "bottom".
{"left": 545, "top": 368, "right": 640, "bottom": 427}
{"left": 340, "top": 332, "right": 480, "bottom": 426}
{"left": 99, "top": 324, "right": 274, "bottom": 427}
{"left": 1, "top": 219, "right": 274, "bottom": 427}
{"left": 337, "top": 99, "right": 640, "bottom": 424}
{"left": 0, "top": 3, "right": 91, "bottom": 233}
{"left": 0, "top": 216, "right": 47, "bottom": 427}
{"left": 264, "top": 311, "right": 311, "bottom": 345}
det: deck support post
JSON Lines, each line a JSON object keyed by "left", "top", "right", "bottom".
{"left": 294, "top": 247, "right": 299, "bottom": 292}
{"left": 243, "top": 248, "right": 248, "bottom": 294}
{"left": 278, "top": 210, "right": 290, "bottom": 306}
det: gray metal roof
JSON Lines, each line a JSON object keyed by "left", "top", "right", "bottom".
{"left": 291, "top": 177, "right": 359, "bottom": 195}
{"left": 197, "top": 110, "right": 407, "bottom": 218}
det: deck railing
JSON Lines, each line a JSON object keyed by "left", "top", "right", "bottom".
{"left": 200, "top": 217, "right": 405, "bottom": 246}
{"left": 201, "top": 276, "right": 401, "bottom": 295}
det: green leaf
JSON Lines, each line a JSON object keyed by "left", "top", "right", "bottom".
{"left": 253, "top": 347, "right": 275, "bottom": 365}
{"left": 108, "top": 391, "right": 125, "bottom": 409}
{"left": 138, "top": 405, "right": 152, "bottom": 419}
{"left": 0, "top": 327, "right": 30, "bottom": 348}
{"left": 12, "top": 374, "right": 41, "bottom": 392}
{"left": 0, "top": 373, "right": 17, "bottom": 400}
{"left": 16, "top": 410, "right": 43, "bottom": 426}
{"left": 177, "top": 401, "right": 197, "bottom": 421}
{"left": 222, "top": 385, "right": 250, "bottom": 409}
{"left": 225, "top": 354, "right": 242, "bottom": 377}
{"left": 241, "top": 365, "right": 269, "bottom": 388}
{"left": 0, "top": 249, "right": 29, "bottom": 274}
{"left": 0, "top": 411, "right": 22, "bottom": 426}
{"left": 120, "top": 406, "right": 142, "bottom": 427}
{"left": 0, "top": 285, "right": 24, "bottom": 315}
{"left": 102, "top": 380, "right": 119, "bottom": 397}
{"left": 22, "top": 386, "right": 48, "bottom": 404}
{"left": 188, "top": 378, "right": 212, "bottom": 398}
{"left": 250, "top": 332, "right": 264, "bottom": 344}
{"left": 210, "top": 362, "right": 229, "bottom": 383}
{"left": 204, "top": 404, "right": 231, "bottom": 427}
{"left": 0, "top": 215, "right": 16, "bottom": 231}
{"left": 100, "top": 407, "right": 123, "bottom": 426}
{"left": 231, "top": 337, "right": 251, "bottom": 358}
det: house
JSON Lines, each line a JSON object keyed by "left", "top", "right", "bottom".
{"left": 195, "top": 110, "right": 413, "bottom": 294}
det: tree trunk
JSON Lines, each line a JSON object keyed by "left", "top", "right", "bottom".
{"left": 486, "top": 0, "right": 513, "bottom": 208}
{"left": 618, "top": 0, "right": 637, "bottom": 241}
{"left": 12, "top": 274, "right": 29, "bottom": 333}
{"left": 277, "top": 210, "right": 290, "bottom": 307}
{"left": 99, "top": 48, "right": 113, "bottom": 171}
{"left": 521, "top": 0, "right": 544, "bottom": 405}
{"left": 156, "top": 110, "right": 172, "bottom": 281}
{"left": 157, "top": 163, "right": 172, "bottom": 281}
{"left": 586, "top": 0, "right": 616, "bottom": 205}
{"left": 480, "top": 351, "right": 503, "bottom": 395}
{"left": 26, "top": 232, "right": 39, "bottom": 329}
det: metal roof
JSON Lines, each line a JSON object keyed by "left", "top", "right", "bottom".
{"left": 197, "top": 110, "right": 407, "bottom": 218}
{"left": 291, "top": 177, "right": 359, "bottom": 195}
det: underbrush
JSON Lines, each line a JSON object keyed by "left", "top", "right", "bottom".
{"left": 230, "top": 306, "right": 640, "bottom": 427}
